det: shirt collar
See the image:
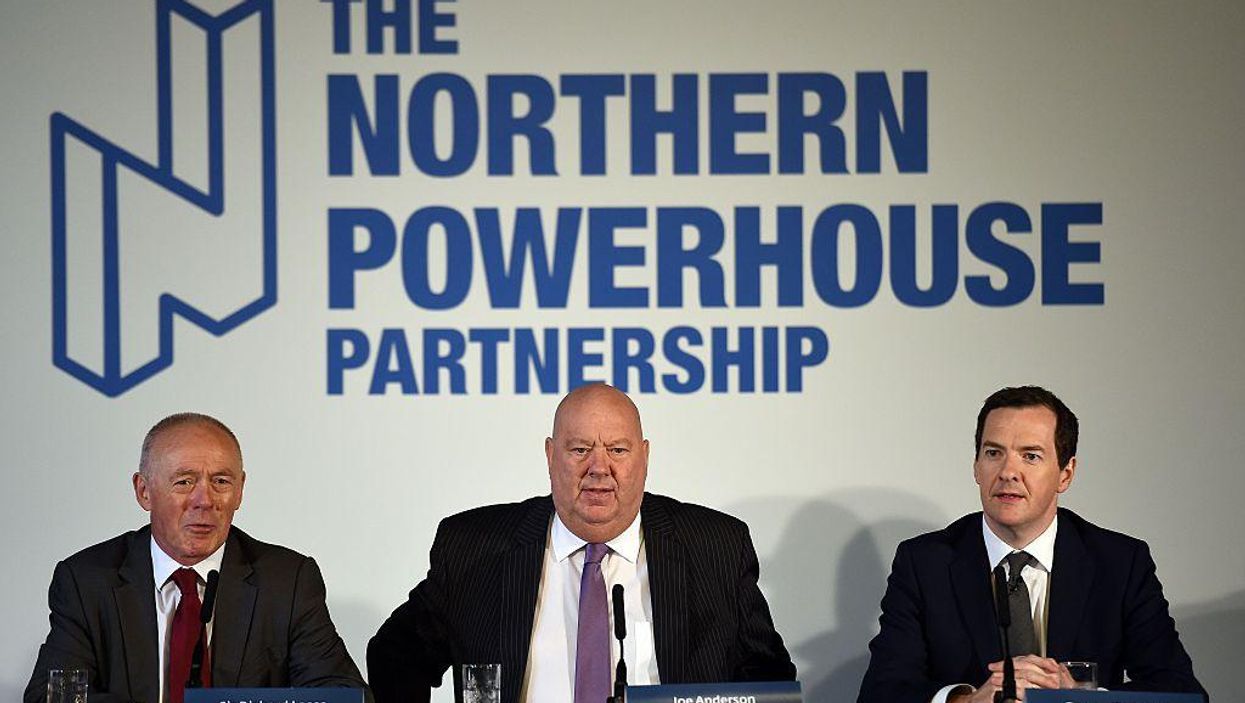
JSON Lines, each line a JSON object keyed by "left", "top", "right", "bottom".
{"left": 551, "top": 510, "right": 643, "bottom": 564}
{"left": 982, "top": 513, "right": 1058, "bottom": 573}
{"left": 150, "top": 533, "right": 227, "bottom": 588}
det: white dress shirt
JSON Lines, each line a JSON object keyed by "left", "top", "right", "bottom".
{"left": 151, "top": 538, "right": 224, "bottom": 703}
{"left": 518, "top": 512, "right": 660, "bottom": 702}
{"left": 930, "top": 516, "right": 1058, "bottom": 703}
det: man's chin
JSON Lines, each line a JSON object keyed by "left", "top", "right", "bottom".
{"left": 181, "top": 533, "right": 224, "bottom": 556}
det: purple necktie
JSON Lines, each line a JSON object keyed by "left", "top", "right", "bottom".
{"left": 574, "top": 543, "right": 610, "bottom": 703}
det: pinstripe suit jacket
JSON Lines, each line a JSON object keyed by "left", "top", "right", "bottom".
{"left": 367, "top": 493, "right": 795, "bottom": 703}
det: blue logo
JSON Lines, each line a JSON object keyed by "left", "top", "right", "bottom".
{"left": 50, "top": 0, "right": 277, "bottom": 396}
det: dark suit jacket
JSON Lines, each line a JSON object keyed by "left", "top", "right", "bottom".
{"left": 857, "top": 509, "right": 1206, "bottom": 703}
{"left": 367, "top": 493, "right": 796, "bottom": 703}
{"left": 25, "top": 526, "right": 370, "bottom": 703}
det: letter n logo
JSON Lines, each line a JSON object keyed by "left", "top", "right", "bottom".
{"left": 51, "top": 0, "right": 277, "bottom": 396}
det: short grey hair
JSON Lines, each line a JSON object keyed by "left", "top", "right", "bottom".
{"left": 138, "top": 412, "right": 242, "bottom": 477}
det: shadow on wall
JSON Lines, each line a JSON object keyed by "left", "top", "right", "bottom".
{"left": 730, "top": 490, "right": 945, "bottom": 703}
{"left": 329, "top": 598, "right": 390, "bottom": 681}
{"left": 1174, "top": 589, "right": 1245, "bottom": 703}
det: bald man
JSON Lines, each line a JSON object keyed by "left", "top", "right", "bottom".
{"left": 368, "top": 384, "right": 795, "bottom": 703}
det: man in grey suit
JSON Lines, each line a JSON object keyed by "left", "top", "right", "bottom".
{"left": 368, "top": 383, "right": 795, "bottom": 703}
{"left": 25, "top": 413, "right": 369, "bottom": 703}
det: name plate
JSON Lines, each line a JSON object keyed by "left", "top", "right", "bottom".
{"left": 185, "top": 688, "right": 365, "bottom": 703}
{"left": 626, "top": 681, "right": 802, "bottom": 703}
{"left": 1028, "top": 691, "right": 1204, "bottom": 703}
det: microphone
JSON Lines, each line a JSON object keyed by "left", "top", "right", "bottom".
{"left": 187, "top": 569, "right": 220, "bottom": 689}
{"left": 992, "top": 565, "right": 1017, "bottom": 703}
{"left": 608, "top": 584, "right": 627, "bottom": 703}
{"left": 201, "top": 569, "right": 220, "bottom": 623}
{"left": 613, "top": 583, "right": 626, "bottom": 642}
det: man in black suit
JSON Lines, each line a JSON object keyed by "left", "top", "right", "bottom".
{"left": 368, "top": 383, "right": 795, "bottom": 703}
{"left": 25, "top": 413, "right": 369, "bottom": 703}
{"left": 857, "top": 386, "right": 1206, "bottom": 703}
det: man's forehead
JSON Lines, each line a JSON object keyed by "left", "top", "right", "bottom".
{"left": 552, "top": 388, "right": 643, "bottom": 436}
{"left": 982, "top": 406, "right": 1057, "bottom": 442}
{"left": 561, "top": 433, "right": 636, "bottom": 445}
{"left": 166, "top": 463, "right": 241, "bottom": 474}
{"left": 149, "top": 426, "right": 241, "bottom": 464}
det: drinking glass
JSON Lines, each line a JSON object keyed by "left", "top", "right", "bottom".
{"left": 1061, "top": 661, "right": 1097, "bottom": 689}
{"left": 47, "top": 669, "right": 88, "bottom": 703}
{"left": 460, "top": 663, "right": 501, "bottom": 703}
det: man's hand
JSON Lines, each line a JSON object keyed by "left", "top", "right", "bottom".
{"left": 946, "top": 680, "right": 1000, "bottom": 703}
{"left": 948, "top": 656, "right": 1075, "bottom": 702}
{"left": 987, "top": 655, "right": 1075, "bottom": 691}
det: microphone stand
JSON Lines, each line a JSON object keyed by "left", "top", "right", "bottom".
{"left": 187, "top": 569, "right": 220, "bottom": 690}
{"left": 992, "top": 565, "right": 1017, "bottom": 703}
{"left": 607, "top": 584, "right": 627, "bottom": 703}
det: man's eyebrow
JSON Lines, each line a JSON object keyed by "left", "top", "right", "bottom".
{"left": 980, "top": 440, "right": 1048, "bottom": 452}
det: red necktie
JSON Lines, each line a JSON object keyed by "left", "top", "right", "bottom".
{"left": 168, "top": 568, "right": 211, "bottom": 703}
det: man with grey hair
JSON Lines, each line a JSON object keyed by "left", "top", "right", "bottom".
{"left": 26, "top": 412, "right": 369, "bottom": 703}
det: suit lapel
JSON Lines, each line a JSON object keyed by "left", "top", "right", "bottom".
{"left": 209, "top": 530, "right": 257, "bottom": 687}
{"left": 115, "top": 529, "right": 160, "bottom": 703}
{"left": 948, "top": 519, "right": 1001, "bottom": 671}
{"left": 498, "top": 498, "right": 552, "bottom": 703}
{"left": 1046, "top": 512, "right": 1093, "bottom": 659}
{"left": 642, "top": 496, "right": 689, "bottom": 683}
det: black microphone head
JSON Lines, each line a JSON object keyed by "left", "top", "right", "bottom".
{"left": 200, "top": 569, "right": 220, "bottom": 624}
{"left": 612, "top": 584, "right": 626, "bottom": 640}
{"left": 992, "top": 565, "right": 1011, "bottom": 628}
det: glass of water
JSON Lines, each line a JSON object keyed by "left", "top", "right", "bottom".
{"left": 459, "top": 663, "right": 501, "bottom": 703}
{"left": 47, "top": 669, "right": 88, "bottom": 703}
{"left": 1060, "top": 661, "right": 1098, "bottom": 689}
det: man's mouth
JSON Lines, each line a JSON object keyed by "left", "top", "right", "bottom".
{"left": 185, "top": 523, "right": 216, "bottom": 534}
{"left": 580, "top": 487, "right": 615, "bottom": 502}
{"left": 994, "top": 492, "right": 1025, "bottom": 503}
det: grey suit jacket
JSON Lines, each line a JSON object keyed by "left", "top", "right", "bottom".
{"left": 367, "top": 492, "right": 796, "bottom": 703}
{"left": 25, "top": 526, "right": 369, "bottom": 703}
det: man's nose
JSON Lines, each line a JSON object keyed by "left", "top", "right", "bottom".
{"left": 189, "top": 479, "right": 214, "bottom": 507}
{"left": 999, "top": 453, "right": 1022, "bottom": 479}
{"left": 586, "top": 446, "right": 611, "bottom": 474}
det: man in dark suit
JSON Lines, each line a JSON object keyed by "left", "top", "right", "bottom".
{"left": 25, "top": 413, "right": 368, "bottom": 703}
{"left": 368, "top": 383, "right": 795, "bottom": 703}
{"left": 857, "top": 386, "right": 1206, "bottom": 703}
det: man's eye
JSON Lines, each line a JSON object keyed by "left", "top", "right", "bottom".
{"left": 610, "top": 447, "right": 628, "bottom": 455}
{"left": 1023, "top": 452, "right": 1041, "bottom": 462}
{"left": 571, "top": 447, "right": 589, "bottom": 456}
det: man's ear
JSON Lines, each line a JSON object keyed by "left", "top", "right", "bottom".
{"left": 133, "top": 471, "right": 153, "bottom": 511}
{"left": 235, "top": 470, "right": 246, "bottom": 509}
{"left": 1057, "top": 456, "right": 1077, "bottom": 493}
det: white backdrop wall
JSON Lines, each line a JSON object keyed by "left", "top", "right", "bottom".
{"left": 2, "top": 1, "right": 1243, "bottom": 701}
